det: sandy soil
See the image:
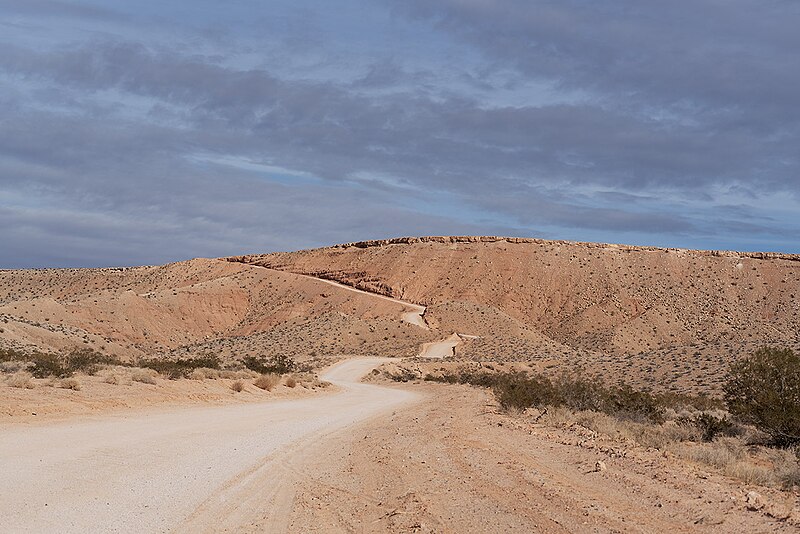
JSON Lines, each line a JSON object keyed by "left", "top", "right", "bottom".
{"left": 0, "top": 369, "right": 327, "bottom": 423}
{"left": 0, "top": 358, "right": 418, "bottom": 533}
{"left": 284, "top": 383, "right": 799, "bottom": 533}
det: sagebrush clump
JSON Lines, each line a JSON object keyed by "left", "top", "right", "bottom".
{"left": 241, "top": 355, "right": 297, "bottom": 375}
{"left": 423, "top": 369, "right": 703, "bottom": 424}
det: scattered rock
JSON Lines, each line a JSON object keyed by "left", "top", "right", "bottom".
{"left": 745, "top": 491, "right": 764, "bottom": 511}
{"left": 595, "top": 460, "right": 607, "bottom": 473}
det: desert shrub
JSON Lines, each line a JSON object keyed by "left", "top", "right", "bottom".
{"left": 658, "top": 391, "right": 723, "bottom": 412}
{"left": 677, "top": 413, "right": 736, "bottom": 442}
{"left": 219, "top": 369, "right": 256, "bottom": 379}
{"left": 724, "top": 347, "right": 800, "bottom": 447}
{"left": 241, "top": 355, "right": 296, "bottom": 375}
{"left": 605, "top": 384, "right": 666, "bottom": 424}
{"left": 388, "top": 369, "right": 420, "bottom": 382}
{"left": 1, "top": 348, "right": 121, "bottom": 378}
{"left": 102, "top": 372, "right": 120, "bottom": 385}
{"left": 781, "top": 465, "right": 800, "bottom": 489}
{"left": 0, "top": 360, "right": 30, "bottom": 373}
{"left": 230, "top": 380, "right": 245, "bottom": 392}
{"left": 0, "top": 347, "right": 26, "bottom": 362}
{"left": 138, "top": 354, "right": 221, "bottom": 379}
{"left": 29, "top": 353, "right": 69, "bottom": 378}
{"left": 8, "top": 371, "right": 35, "bottom": 389}
{"left": 494, "top": 373, "right": 561, "bottom": 411}
{"left": 426, "top": 369, "right": 668, "bottom": 423}
{"left": 62, "top": 348, "right": 120, "bottom": 376}
{"left": 284, "top": 375, "right": 297, "bottom": 388}
{"left": 188, "top": 367, "right": 221, "bottom": 380}
{"left": 188, "top": 368, "right": 206, "bottom": 380}
{"left": 254, "top": 373, "right": 281, "bottom": 391}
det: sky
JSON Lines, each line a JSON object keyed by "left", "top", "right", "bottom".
{"left": 1, "top": 0, "right": 799, "bottom": 268}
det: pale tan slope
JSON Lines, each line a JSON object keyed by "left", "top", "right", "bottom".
{"left": 0, "top": 258, "right": 431, "bottom": 361}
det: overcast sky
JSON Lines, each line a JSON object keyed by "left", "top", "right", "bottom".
{"left": 1, "top": 1, "right": 799, "bottom": 267}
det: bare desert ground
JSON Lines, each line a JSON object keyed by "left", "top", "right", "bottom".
{"left": 2, "top": 236, "right": 799, "bottom": 532}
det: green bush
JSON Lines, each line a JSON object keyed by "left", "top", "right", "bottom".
{"left": 138, "top": 354, "right": 221, "bottom": 379}
{"left": 724, "top": 347, "right": 800, "bottom": 447}
{"left": 425, "top": 369, "right": 670, "bottom": 423}
{"left": 30, "top": 353, "right": 69, "bottom": 378}
{"left": 1, "top": 347, "right": 120, "bottom": 378}
{"left": 494, "top": 373, "right": 561, "bottom": 411}
{"left": 677, "top": 413, "right": 736, "bottom": 442}
{"left": 62, "top": 348, "right": 121, "bottom": 376}
{"left": 241, "top": 355, "right": 296, "bottom": 375}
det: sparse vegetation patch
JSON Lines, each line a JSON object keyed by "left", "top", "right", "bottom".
{"left": 422, "top": 369, "right": 716, "bottom": 424}
{"left": 241, "top": 355, "right": 297, "bottom": 375}
{"left": 137, "top": 354, "right": 221, "bottom": 379}
{"left": 1, "top": 347, "right": 122, "bottom": 378}
{"left": 723, "top": 346, "right": 800, "bottom": 447}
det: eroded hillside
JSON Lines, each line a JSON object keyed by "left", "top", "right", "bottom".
{"left": 0, "top": 258, "right": 434, "bottom": 363}
{"left": 230, "top": 236, "right": 800, "bottom": 393}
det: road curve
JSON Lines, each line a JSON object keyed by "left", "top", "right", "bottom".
{"left": 418, "top": 333, "right": 462, "bottom": 359}
{"left": 0, "top": 358, "right": 418, "bottom": 533}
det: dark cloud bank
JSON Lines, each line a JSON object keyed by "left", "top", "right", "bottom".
{"left": 0, "top": 0, "right": 798, "bottom": 267}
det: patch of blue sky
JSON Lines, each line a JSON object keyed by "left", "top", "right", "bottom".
{"left": 404, "top": 191, "right": 528, "bottom": 235}
{"left": 187, "top": 153, "right": 324, "bottom": 187}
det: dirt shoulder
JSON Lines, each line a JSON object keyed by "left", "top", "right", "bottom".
{"left": 284, "top": 382, "right": 799, "bottom": 533}
{"left": 0, "top": 370, "right": 331, "bottom": 425}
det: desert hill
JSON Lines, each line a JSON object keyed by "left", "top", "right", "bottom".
{"left": 0, "top": 258, "right": 434, "bottom": 363}
{"left": 2, "top": 235, "right": 798, "bottom": 394}
{"left": 230, "top": 236, "right": 800, "bottom": 392}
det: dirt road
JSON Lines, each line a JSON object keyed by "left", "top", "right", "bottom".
{"left": 418, "top": 332, "right": 462, "bottom": 359}
{"left": 0, "top": 358, "right": 418, "bottom": 533}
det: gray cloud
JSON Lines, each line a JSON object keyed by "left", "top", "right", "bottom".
{"left": 1, "top": 1, "right": 799, "bottom": 267}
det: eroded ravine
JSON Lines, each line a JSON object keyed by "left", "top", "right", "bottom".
{"left": 238, "top": 264, "right": 482, "bottom": 358}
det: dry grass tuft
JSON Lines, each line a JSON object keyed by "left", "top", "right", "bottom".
{"left": 188, "top": 367, "right": 220, "bottom": 380}
{"left": 131, "top": 368, "right": 157, "bottom": 385}
{"left": 230, "top": 380, "right": 245, "bottom": 392}
{"left": 102, "top": 373, "right": 119, "bottom": 385}
{"left": 59, "top": 377, "right": 82, "bottom": 391}
{"left": 219, "top": 369, "right": 257, "bottom": 380}
{"left": 534, "top": 402, "right": 800, "bottom": 490}
{"left": 284, "top": 375, "right": 297, "bottom": 388}
{"left": 8, "top": 371, "right": 35, "bottom": 389}
{"left": 254, "top": 373, "right": 281, "bottom": 391}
